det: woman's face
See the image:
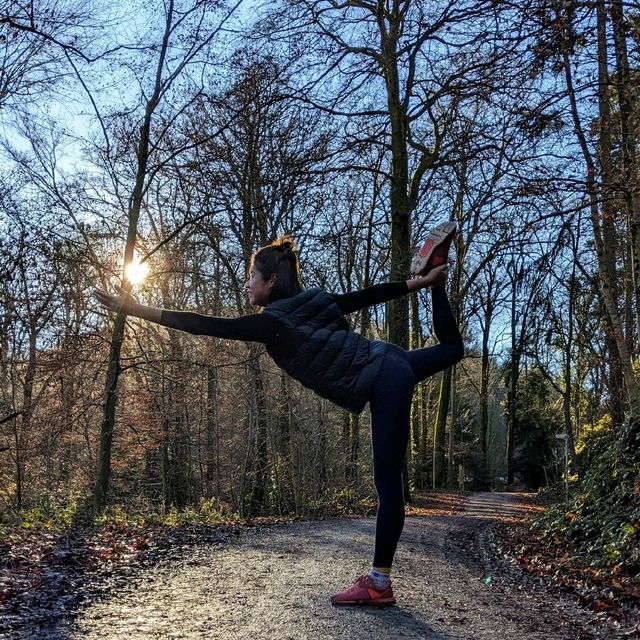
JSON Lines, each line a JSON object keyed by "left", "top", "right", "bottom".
{"left": 244, "top": 265, "right": 274, "bottom": 307}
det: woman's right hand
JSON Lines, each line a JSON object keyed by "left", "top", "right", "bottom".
{"left": 93, "top": 284, "right": 140, "bottom": 316}
{"left": 407, "top": 264, "right": 449, "bottom": 291}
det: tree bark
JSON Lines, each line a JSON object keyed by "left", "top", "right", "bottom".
{"left": 433, "top": 241, "right": 463, "bottom": 487}
{"left": 480, "top": 290, "right": 494, "bottom": 486}
{"left": 382, "top": 11, "right": 411, "bottom": 350}
{"left": 205, "top": 365, "right": 219, "bottom": 498}
{"left": 506, "top": 268, "right": 521, "bottom": 485}
{"left": 446, "top": 365, "right": 457, "bottom": 487}
{"left": 563, "top": 254, "right": 578, "bottom": 469}
{"left": 597, "top": 1, "right": 628, "bottom": 425}
{"left": 248, "top": 345, "right": 269, "bottom": 516}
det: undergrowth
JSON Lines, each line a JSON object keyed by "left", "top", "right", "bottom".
{"left": 532, "top": 418, "right": 640, "bottom": 575}
{"left": 1, "top": 484, "right": 379, "bottom": 535}
{"left": 0, "top": 494, "right": 240, "bottom": 533}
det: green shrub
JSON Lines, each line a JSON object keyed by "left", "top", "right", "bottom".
{"left": 93, "top": 497, "right": 237, "bottom": 527}
{"left": 533, "top": 418, "right": 640, "bottom": 573}
{"left": 306, "top": 485, "right": 376, "bottom": 517}
{"left": 18, "top": 492, "right": 81, "bottom": 529}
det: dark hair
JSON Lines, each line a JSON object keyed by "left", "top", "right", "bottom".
{"left": 250, "top": 235, "right": 303, "bottom": 304}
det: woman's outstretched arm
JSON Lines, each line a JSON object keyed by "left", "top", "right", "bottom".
{"left": 159, "top": 308, "right": 279, "bottom": 341}
{"left": 92, "top": 285, "right": 279, "bottom": 342}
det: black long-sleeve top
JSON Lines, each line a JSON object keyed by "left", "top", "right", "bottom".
{"left": 159, "top": 281, "right": 409, "bottom": 342}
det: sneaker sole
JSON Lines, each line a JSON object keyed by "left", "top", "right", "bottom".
{"left": 331, "top": 597, "right": 396, "bottom": 606}
{"left": 411, "top": 221, "right": 457, "bottom": 275}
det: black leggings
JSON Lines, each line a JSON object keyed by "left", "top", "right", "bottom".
{"left": 369, "top": 286, "right": 464, "bottom": 568}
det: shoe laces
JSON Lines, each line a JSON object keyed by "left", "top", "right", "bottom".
{"left": 343, "top": 575, "right": 369, "bottom": 593}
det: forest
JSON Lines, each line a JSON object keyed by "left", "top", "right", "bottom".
{"left": 0, "top": 0, "right": 638, "bottom": 587}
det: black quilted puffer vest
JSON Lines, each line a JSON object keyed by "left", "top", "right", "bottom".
{"left": 262, "top": 288, "right": 387, "bottom": 414}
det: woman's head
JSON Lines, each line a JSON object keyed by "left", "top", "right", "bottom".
{"left": 245, "top": 235, "right": 303, "bottom": 306}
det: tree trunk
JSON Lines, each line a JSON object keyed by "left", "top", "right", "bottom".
{"left": 506, "top": 270, "right": 519, "bottom": 485}
{"left": 94, "top": 1, "right": 176, "bottom": 510}
{"left": 480, "top": 296, "right": 493, "bottom": 486}
{"left": 288, "top": 398, "right": 302, "bottom": 517}
{"left": 610, "top": 0, "right": 640, "bottom": 338}
{"left": 563, "top": 256, "right": 578, "bottom": 469}
{"left": 433, "top": 250, "right": 462, "bottom": 487}
{"left": 419, "top": 381, "right": 433, "bottom": 489}
{"left": 342, "top": 411, "right": 360, "bottom": 482}
{"left": 597, "top": 2, "right": 627, "bottom": 426}
{"left": 94, "top": 312, "right": 127, "bottom": 509}
{"left": 205, "top": 365, "right": 218, "bottom": 498}
{"left": 383, "top": 18, "right": 411, "bottom": 352}
{"left": 432, "top": 368, "right": 451, "bottom": 489}
{"left": 446, "top": 365, "right": 457, "bottom": 487}
{"left": 282, "top": 374, "right": 303, "bottom": 516}
{"left": 405, "top": 291, "right": 424, "bottom": 499}
{"left": 562, "top": 21, "right": 640, "bottom": 416}
{"left": 248, "top": 345, "right": 269, "bottom": 516}
{"left": 316, "top": 400, "right": 328, "bottom": 501}
{"left": 168, "top": 336, "right": 191, "bottom": 507}
{"left": 350, "top": 413, "right": 360, "bottom": 482}
{"left": 342, "top": 411, "right": 352, "bottom": 481}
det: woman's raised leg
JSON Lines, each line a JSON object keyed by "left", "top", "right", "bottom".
{"left": 406, "top": 286, "right": 464, "bottom": 382}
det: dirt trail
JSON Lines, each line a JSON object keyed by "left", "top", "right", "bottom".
{"left": 0, "top": 493, "right": 623, "bottom": 639}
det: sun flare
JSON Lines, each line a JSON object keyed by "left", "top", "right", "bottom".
{"left": 125, "top": 258, "right": 149, "bottom": 285}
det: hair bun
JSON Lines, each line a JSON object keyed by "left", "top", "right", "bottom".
{"left": 275, "top": 234, "right": 298, "bottom": 256}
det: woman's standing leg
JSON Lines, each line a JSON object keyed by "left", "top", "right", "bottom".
{"left": 330, "top": 347, "right": 414, "bottom": 606}
{"left": 369, "top": 353, "right": 414, "bottom": 570}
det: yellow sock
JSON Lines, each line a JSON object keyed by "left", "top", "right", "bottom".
{"left": 372, "top": 566, "right": 391, "bottom": 574}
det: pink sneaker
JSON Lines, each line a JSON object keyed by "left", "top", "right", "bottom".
{"left": 330, "top": 574, "right": 396, "bottom": 606}
{"left": 411, "top": 221, "right": 457, "bottom": 276}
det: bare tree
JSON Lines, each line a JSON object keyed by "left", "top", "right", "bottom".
{"left": 0, "top": 209, "right": 67, "bottom": 508}
{"left": 260, "top": 0, "right": 526, "bottom": 350}
{"left": 93, "top": 0, "right": 243, "bottom": 509}
{"left": 548, "top": 0, "right": 640, "bottom": 416}
{"left": 166, "top": 53, "right": 334, "bottom": 514}
{"left": 0, "top": 0, "right": 100, "bottom": 113}
{"left": 504, "top": 252, "right": 546, "bottom": 484}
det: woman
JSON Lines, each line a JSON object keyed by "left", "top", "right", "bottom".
{"left": 93, "top": 222, "right": 463, "bottom": 606}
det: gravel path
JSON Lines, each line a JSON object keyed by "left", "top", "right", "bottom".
{"left": 1, "top": 493, "right": 622, "bottom": 639}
